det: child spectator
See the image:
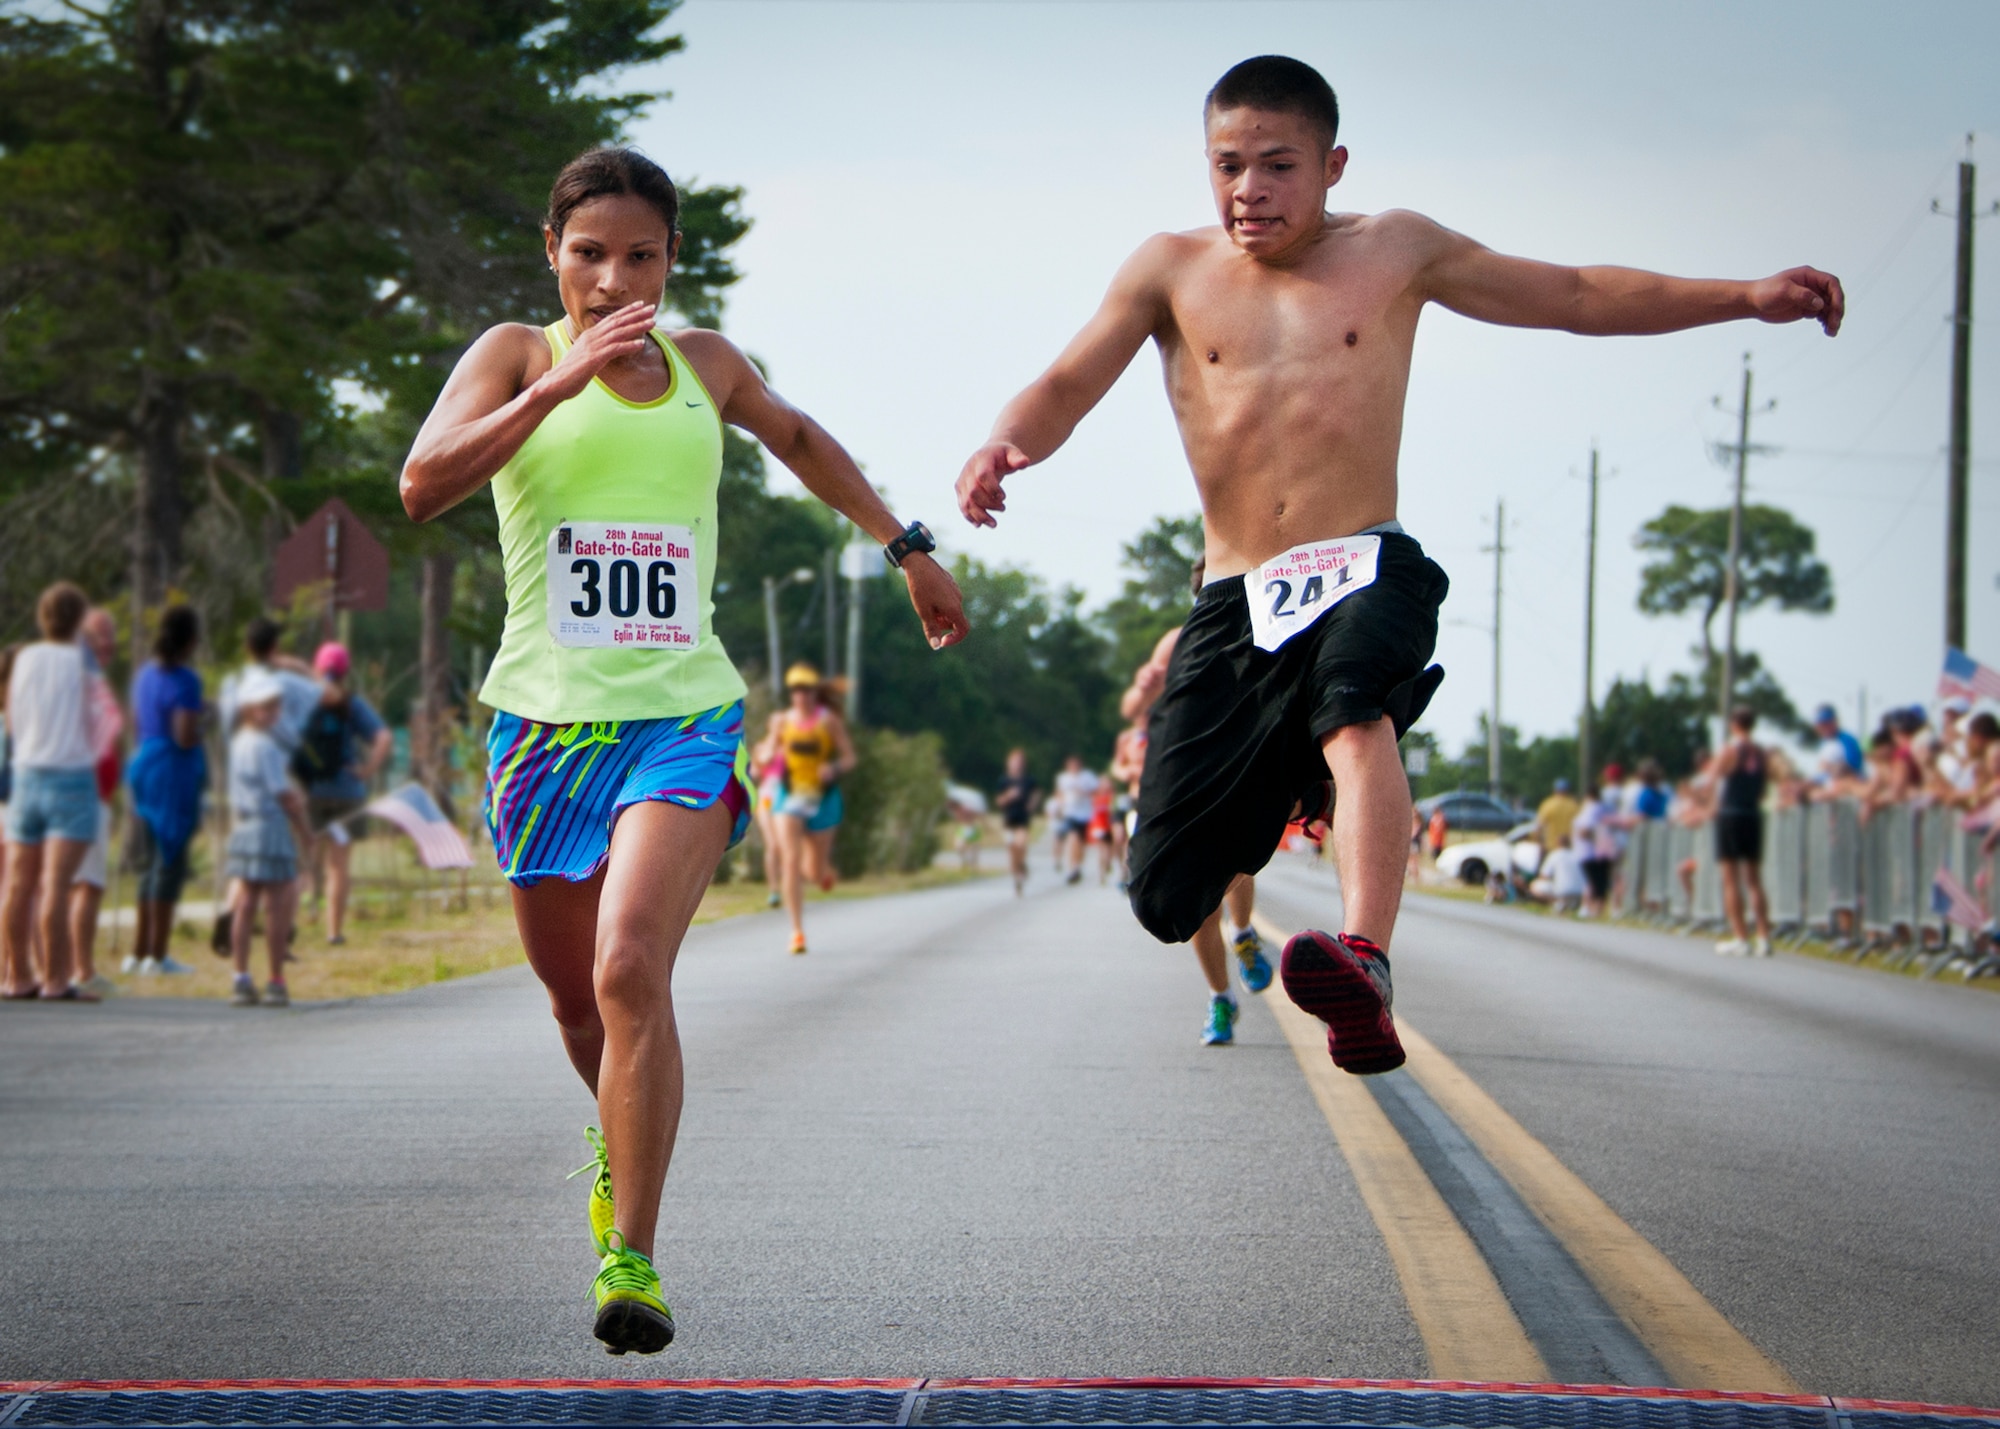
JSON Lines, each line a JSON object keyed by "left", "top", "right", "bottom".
{"left": 1532, "top": 833, "right": 1587, "bottom": 915}
{"left": 225, "top": 672, "right": 311, "bottom": 1007}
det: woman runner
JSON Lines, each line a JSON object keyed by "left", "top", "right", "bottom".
{"left": 400, "top": 147, "right": 966, "bottom": 1355}
{"left": 757, "top": 663, "right": 856, "bottom": 955}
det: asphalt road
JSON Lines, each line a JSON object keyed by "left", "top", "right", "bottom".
{"left": 3, "top": 854, "right": 1995, "bottom": 1404}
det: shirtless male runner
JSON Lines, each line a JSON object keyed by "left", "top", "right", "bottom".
{"left": 956, "top": 55, "right": 1841, "bottom": 1075}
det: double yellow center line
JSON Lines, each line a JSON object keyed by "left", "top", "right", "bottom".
{"left": 1254, "top": 914, "right": 1796, "bottom": 1392}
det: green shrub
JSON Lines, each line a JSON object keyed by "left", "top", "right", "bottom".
{"left": 832, "top": 727, "right": 948, "bottom": 877}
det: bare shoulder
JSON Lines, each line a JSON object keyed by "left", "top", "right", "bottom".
{"left": 468, "top": 320, "right": 549, "bottom": 377}
{"left": 665, "top": 325, "right": 741, "bottom": 363}
{"left": 1116, "top": 229, "right": 1213, "bottom": 290}
{"left": 665, "top": 325, "right": 754, "bottom": 401}
{"left": 1346, "top": 208, "right": 1459, "bottom": 257}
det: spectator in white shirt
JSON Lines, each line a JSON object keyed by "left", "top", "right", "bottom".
{"left": 2, "top": 583, "right": 112, "bottom": 1001}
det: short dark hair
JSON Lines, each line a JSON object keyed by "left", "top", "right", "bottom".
{"left": 36, "top": 581, "right": 88, "bottom": 641}
{"left": 1205, "top": 56, "right": 1339, "bottom": 149}
{"left": 1969, "top": 712, "right": 1999, "bottom": 742}
{"left": 546, "top": 147, "right": 679, "bottom": 240}
{"left": 1729, "top": 705, "right": 1757, "bottom": 732}
{"left": 154, "top": 604, "right": 200, "bottom": 665}
{"left": 245, "top": 616, "right": 283, "bottom": 660}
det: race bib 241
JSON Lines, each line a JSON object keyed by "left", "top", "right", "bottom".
{"left": 546, "top": 522, "right": 698, "bottom": 650}
{"left": 1246, "top": 534, "right": 1381, "bottom": 653}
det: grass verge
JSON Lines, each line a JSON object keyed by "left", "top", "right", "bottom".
{"left": 101, "top": 863, "right": 993, "bottom": 1004}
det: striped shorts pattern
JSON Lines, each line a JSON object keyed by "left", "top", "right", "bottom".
{"left": 484, "top": 702, "right": 751, "bottom": 887}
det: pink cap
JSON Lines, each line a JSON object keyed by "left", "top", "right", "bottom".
{"left": 313, "top": 642, "right": 351, "bottom": 679}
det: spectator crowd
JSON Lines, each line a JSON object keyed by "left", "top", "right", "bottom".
{"left": 1, "top": 581, "right": 390, "bottom": 1004}
{"left": 1453, "top": 694, "right": 2000, "bottom": 953}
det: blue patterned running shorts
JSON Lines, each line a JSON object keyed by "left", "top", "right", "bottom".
{"left": 484, "top": 702, "right": 751, "bottom": 887}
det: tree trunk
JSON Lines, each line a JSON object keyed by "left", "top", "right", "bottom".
{"left": 414, "top": 550, "right": 457, "bottom": 814}
{"left": 131, "top": 379, "right": 184, "bottom": 626}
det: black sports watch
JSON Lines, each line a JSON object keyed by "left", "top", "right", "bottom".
{"left": 883, "top": 521, "right": 937, "bottom": 568}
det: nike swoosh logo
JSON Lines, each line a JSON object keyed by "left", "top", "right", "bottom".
{"left": 685, "top": 401, "right": 703, "bottom": 409}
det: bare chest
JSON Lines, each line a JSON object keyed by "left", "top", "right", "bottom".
{"left": 1164, "top": 254, "right": 1414, "bottom": 381}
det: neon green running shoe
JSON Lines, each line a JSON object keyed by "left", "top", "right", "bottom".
{"left": 568, "top": 1126, "right": 616, "bottom": 1254}
{"left": 592, "top": 1233, "right": 674, "bottom": 1355}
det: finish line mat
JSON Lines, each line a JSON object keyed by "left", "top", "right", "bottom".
{"left": 3, "top": 1380, "right": 1998, "bottom": 1428}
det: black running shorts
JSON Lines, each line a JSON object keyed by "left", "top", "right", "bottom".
{"left": 1713, "top": 810, "right": 1763, "bottom": 863}
{"left": 1127, "top": 532, "right": 1448, "bottom": 945}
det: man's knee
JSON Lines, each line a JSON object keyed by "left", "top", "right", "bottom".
{"left": 1129, "top": 852, "right": 1225, "bottom": 946}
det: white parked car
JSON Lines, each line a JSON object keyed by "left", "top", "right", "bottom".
{"left": 1435, "top": 821, "right": 1544, "bottom": 886}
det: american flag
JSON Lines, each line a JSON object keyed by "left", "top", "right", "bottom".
{"left": 1937, "top": 647, "right": 2000, "bottom": 703}
{"left": 1930, "top": 866, "right": 1990, "bottom": 932}
{"left": 365, "top": 782, "right": 475, "bottom": 870}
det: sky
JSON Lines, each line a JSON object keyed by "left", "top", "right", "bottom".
{"left": 622, "top": 0, "right": 2000, "bottom": 756}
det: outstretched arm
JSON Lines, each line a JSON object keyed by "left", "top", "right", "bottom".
{"left": 956, "top": 237, "right": 1172, "bottom": 528}
{"left": 1415, "top": 216, "right": 1842, "bottom": 338}
{"left": 680, "top": 330, "right": 968, "bottom": 651}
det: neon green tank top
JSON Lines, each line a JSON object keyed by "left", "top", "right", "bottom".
{"left": 477, "top": 321, "right": 748, "bottom": 724}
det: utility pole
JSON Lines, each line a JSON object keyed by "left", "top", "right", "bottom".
{"left": 762, "top": 575, "right": 783, "bottom": 702}
{"left": 822, "top": 546, "right": 839, "bottom": 675}
{"left": 1579, "top": 446, "right": 1600, "bottom": 791}
{"left": 1936, "top": 135, "right": 1997, "bottom": 652}
{"left": 762, "top": 566, "right": 816, "bottom": 700}
{"left": 843, "top": 544, "right": 868, "bottom": 725}
{"left": 1710, "top": 353, "right": 1776, "bottom": 726}
{"left": 1482, "top": 499, "right": 1506, "bottom": 796}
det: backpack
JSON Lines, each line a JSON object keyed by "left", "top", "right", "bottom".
{"left": 291, "top": 699, "right": 351, "bottom": 785}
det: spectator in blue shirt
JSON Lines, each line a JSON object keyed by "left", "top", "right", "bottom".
{"left": 1632, "top": 759, "right": 1670, "bottom": 820}
{"left": 1810, "top": 704, "right": 1863, "bottom": 788}
{"left": 125, "top": 604, "right": 207, "bottom": 977}
{"left": 295, "top": 642, "right": 391, "bottom": 946}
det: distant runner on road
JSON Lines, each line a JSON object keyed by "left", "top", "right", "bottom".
{"left": 956, "top": 55, "right": 1841, "bottom": 1075}
{"left": 995, "top": 748, "right": 1038, "bottom": 896}
{"left": 758, "top": 663, "right": 856, "bottom": 955}
{"left": 1052, "top": 755, "right": 1099, "bottom": 886}
{"left": 400, "top": 147, "right": 965, "bottom": 1356}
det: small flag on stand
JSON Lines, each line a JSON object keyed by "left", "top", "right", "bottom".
{"left": 365, "top": 782, "right": 476, "bottom": 870}
{"left": 1931, "top": 867, "right": 1990, "bottom": 932}
{"left": 1937, "top": 647, "right": 2000, "bottom": 703}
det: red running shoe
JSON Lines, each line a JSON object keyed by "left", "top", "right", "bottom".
{"left": 1280, "top": 931, "right": 1405, "bottom": 1075}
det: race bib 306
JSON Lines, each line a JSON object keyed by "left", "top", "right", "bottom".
{"left": 1246, "top": 534, "right": 1381, "bottom": 653}
{"left": 547, "top": 522, "right": 699, "bottom": 649}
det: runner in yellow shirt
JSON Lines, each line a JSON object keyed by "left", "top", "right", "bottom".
{"left": 400, "top": 147, "right": 965, "bottom": 1355}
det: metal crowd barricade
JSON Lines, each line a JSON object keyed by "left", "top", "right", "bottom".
{"left": 1857, "top": 804, "right": 1909, "bottom": 949}
{"left": 1765, "top": 806, "right": 1806, "bottom": 938}
{"left": 1643, "top": 818, "right": 1675, "bottom": 919}
{"left": 1610, "top": 795, "right": 1995, "bottom": 971}
{"left": 1665, "top": 822, "right": 1694, "bottom": 922}
{"left": 1801, "top": 799, "right": 1862, "bottom": 943}
{"left": 1617, "top": 825, "right": 1648, "bottom": 918}
{"left": 1690, "top": 829, "right": 1722, "bottom": 927}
